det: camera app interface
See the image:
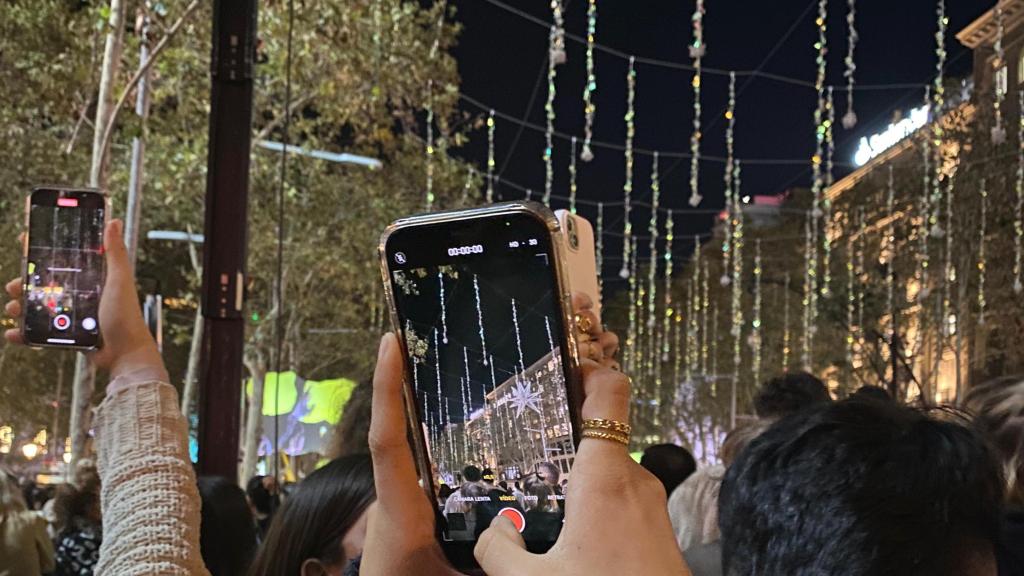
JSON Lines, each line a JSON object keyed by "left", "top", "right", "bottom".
{"left": 25, "top": 190, "right": 104, "bottom": 348}
{"left": 387, "top": 213, "right": 575, "bottom": 544}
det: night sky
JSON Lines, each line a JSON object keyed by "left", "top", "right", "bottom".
{"left": 449, "top": 0, "right": 989, "bottom": 293}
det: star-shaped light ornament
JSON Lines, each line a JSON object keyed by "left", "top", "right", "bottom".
{"left": 508, "top": 377, "right": 543, "bottom": 418}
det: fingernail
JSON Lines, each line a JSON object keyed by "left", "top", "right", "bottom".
{"left": 377, "top": 333, "right": 392, "bottom": 361}
{"left": 111, "top": 219, "right": 123, "bottom": 237}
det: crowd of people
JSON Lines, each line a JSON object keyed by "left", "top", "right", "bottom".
{"left": 0, "top": 219, "right": 1022, "bottom": 575}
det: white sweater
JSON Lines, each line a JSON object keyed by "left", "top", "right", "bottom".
{"left": 93, "top": 375, "right": 210, "bottom": 575}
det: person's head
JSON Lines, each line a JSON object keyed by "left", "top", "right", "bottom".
{"left": 536, "top": 462, "right": 560, "bottom": 486}
{"left": 462, "top": 465, "right": 482, "bottom": 484}
{"left": 719, "top": 419, "right": 773, "bottom": 468}
{"left": 481, "top": 468, "right": 497, "bottom": 486}
{"left": 640, "top": 443, "right": 697, "bottom": 497}
{"left": 720, "top": 399, "right": 1003, "bottom": 576}
{"left": 248, "top": 454, "right": 375, "bottom": 576}
{"left": 53, "top": 480, "right": 101, "bottom": 533}
{"left": 668, "top": 465, "right": 726, "bottom": 551}
{"left": 246, "top": 475, "right": 279, "bottom": 518}
{"left": 522, "top": 473, "right": 555, "bottom": 512}
{"left": 965, "top": 376, "right": 1024, "bottom": 507}
{"left": 753, "top": 371, "right": 831, "bottom": 419}
{"left": 0, "top": 473, "right": 26, "bottom": 516}
{"left": 437, "top": 483, "right": 454, "bottom": 502}
{"left": 198, "top": 476, "right": 257, "bottom": 576}
{"left": 498, "top": 481, "right": 508, "bottom": 491}
{"left": 850, "top": 384, "right": 893, "bottom": 403}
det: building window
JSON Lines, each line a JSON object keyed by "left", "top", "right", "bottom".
{"left": 997, "top": 65, "right": 1009, "bottom": 96}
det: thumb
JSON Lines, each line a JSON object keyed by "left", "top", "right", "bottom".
{"left": 474, "top": 516, "right": 542, "bottom": 575}
{"left": 104, "top": 219, "right": 133, "bottom": 283}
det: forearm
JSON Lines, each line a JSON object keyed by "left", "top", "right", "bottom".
{"left": 93, "top": 375, "right": 210, "bottom": 575}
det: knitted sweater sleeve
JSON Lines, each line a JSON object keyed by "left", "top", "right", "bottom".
{"left": 93, "top": 379, "right": 210, "bottom": 575}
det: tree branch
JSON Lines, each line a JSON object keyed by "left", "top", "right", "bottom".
{"left": 97, "top": 0, "right": 202, "bottom": 168}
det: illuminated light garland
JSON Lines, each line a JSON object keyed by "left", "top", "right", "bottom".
{"left": 461, "top": 167, "right": 474, "bottom": 206}
{"left": 730, "top": 161, "right": 745, "bottom": 397}
{"left": 688, "top": 0, "right": 706, "bottom": 207}
{"left": 710, "top": 300, "right": 718, "bottom": 390}
{"left": 425, "top": 80, "right": 435, "bottom": 211}
{"left": 569, "top": 136, "right": 578, "bottom": 213}
{"left": 1015, "top": 90, "right": 1024, "bottom": 294}
{"left": 627, "top": 236, "right": 638, "bottom": 372}
{"left": 885, "top": 166, "right": 896, "bottom": 346}
{"left": 684, "top": 278, "right": 695, "bottom": 386}
{"left": 543, "top": 18, "right": 561, "bottom": 205}
{"left": 486, "top": 110, "right": 496, "bottom": 203}
{"left": 687, "top": 237, "right": 702, "bottom": 385}
{"left": 701, "top": 259, "right": 710, "bottom": 382}
{"left": 942, "top": 178, "right": 955, "bottom": 337}
{"left": 821, "top": 86, "right": 835, "bottom": 298}
{"left": 993, "top": 6, "right": 1007, "bottom": 145}
{"left": 662, "top": 209, "right": 675, "bottom": 362}
{"left": 918, "top": 86, "right": 933, "bottom": 304}
{"left": 750, "top": 239, "right": 763, "bottom": 389}
{"left": 856, "top": 210, "right": 866, "bottom": 364}
{"left": 473, "top": 275, "right": 488, "bottom": 365}
{"left": 845, "top": 230, "right": 855, "bottom": 378}
{"left": 550, "top": 0, "right": 566, "bottom": 65}
{"left": 581, "top": 0, "right": 598, "bottom": 162}
{"left": 673, "top": 308, "right": 683, "bottom": 391}
{"left": 620, "top": 56, "right": 637, "bottom": 279}
{"left": 810, "top": 0, "right": 828, "bottom": 222}
{"left": 438, "top": 271, "right": 449, "bottom": 344}
{"left": 802, "top": 209, "right": 817, "bottom": 371}
{"left": 636, "top": 257, "right": 647, "bottom": 380}
{"left": 842, "top": 0, "right": 858, "bottom": 129}
{"left": 783, "top": 273, "right": 791, "bottom": 371}
{"left": 930, "top": 0, "right": 948, "bottom": 238}
{"left": 978, "top": 178, "right": 988, "bottom": 326}
{"left": 631, "top": 237, "right": 641, "bottom": 372}
{"left": 720, "top": 71, "right": 737, "bottom": 288}
{"left": 648, "top": 152, "right": 661, "bottom": 333}
{"left": 596, "top": 202, "right": 604, "bottom": 295}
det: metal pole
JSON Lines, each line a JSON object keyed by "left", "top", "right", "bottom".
{"left": 197, "top": 0, "right": 256, "bottom": 479}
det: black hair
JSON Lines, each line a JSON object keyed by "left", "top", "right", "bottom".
{"left": 720, "top": 399, "right": 1004, "bottom": 576}
{"left": 438, "top": 483, "right": 454, "bottom": 502}
{"left": 462, "top": 465, "right": 482, "bottom": 483}
{"left": 246, "top": 476, "right": 276, "bottom": 516}
{"left": 198, "top": 476, "right": 258, "bottom": 576}
{"left": 248, "top": 455, "right": 375, "bottom": 575}
{"left": 850, "top": 384, "right": 893, "bottom": 403}
{"left": 640, "top": 443, "right": 697, "bottom": 497}
{"left": 753, "top": 371, "right": 831, "bottom": 419}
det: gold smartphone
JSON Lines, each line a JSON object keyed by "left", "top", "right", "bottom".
{"left": 378, "top": 202, "right": 582, "bottom": 568}
{"left": 22, "top": 187, "right": 108, "bottom": 350}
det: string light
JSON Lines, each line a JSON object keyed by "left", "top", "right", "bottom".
{"left": 662, "top": 209, "right": 675, "bottom": 362}
{"left": 620, "top": 56, "right": 636, "bottom": 279}
{"left": 709, "top": 300, "right": 718, "bottom": 390}
{"left": 978, "top": 178, "right": 988, "bottom": 326}
{"left": 993, "top": 5, "right": 1007, "bottom": 145}
{"left": 842, "top": 0, "right": 858, "bottom": 128}
{"left": 569, "top": 136, "right": 578, "bottom": 212}
{"left": 486, "top": 110, "right": 495, "bottom": 203}
{"left": 425, "top": 80, "right": 435, "bottom": 211}
{"left": 1015, "top": 90, "right": 1024, "bottom": 294}
{"left": 802, "top": 210, "right": 816, "bottom": 370}
{"left": 543, "top": 17, "right": 561, "bottom": 205}
{"left": 751, "top": 239, "right": 763, "bottom": 388}
{"left": 885, "top": 165, "right": 896, "bottom": 346}
{"left": 942, "top": 178, "right": 955, "bottom": 337}
{"left": 731, "top": 161, "right": 745, "bottom": 393}
{"left": 810, "top": 0, "right": 828, "bottom": 222}
{"left": 596, "top": 202, "right": 604, "bottom": 295}
{"left": 845, "top": 230, "right": 855, "bottom": 377}
{"left": 687, "top": 238, "right": 702, "bottom": 385}
{"left": 721, "top": 71, "right": 737, "bottom": 288}
{"left": 930, "top": 0, "right": 948, "bottom": 238}
{"left": 461, "top": 167, "right": 474, "bottom": 207}
{"left": 701, "top": 259, "right": 710, "bottom": 382}
{"left": 855, "top": 210, "right": 866, "bottom": 364}
{"left": 647, "top": 153, "right": 661, "bottom": 334}
{"left": 550, "top": 0, "right": 566, "bottom": 65}
{"left": 632, "top": 238, "right": 641, "bottom": 371}
{"left": 688, "top": 0, "right": 706, "bottom": 208}
{"left": 581, "top": 0, "right": 598, "bottom": 162}
{"left": 684, "top": 278, "right": 695, "bottom": 386}
{"left": 627, "top": 235, "right": 638, "bottom": 372}
{"left": 783, "top": 273, "right": 791, "bottom": 371}
{"left": 917, "top": 86, "right": 933, "bottom": 305}
{"left": 821, "top": 86, "right": 835, "bottom": 298}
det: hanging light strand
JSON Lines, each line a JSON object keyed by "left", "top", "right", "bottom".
{"left": 822, "top": 86, "right": 835, "bottom": 298}
{"left": 425, "top": 80, "right": 435, "bottom": 211}
{"left": 731, "top": 161, "right": 745, "bottom": 392}
{"left": 942, "top": 178, "right": 955, "bottom": 337}
{"left": 486, "top": 109, "right": 496, "bottom": 203}
{"left": 596, "top": 202, "right": 604, "bottom": 294}
{"left": 993, "top": 6, "right": 1007, "bottom": 145}
{"left": 751, "top": 239, "right": 763, "bottom": 388}
{"left": 721, "top": 71, "right": 737, "bottom": 287}
{"left": 930, "top": 0, "right": 948, "bottom": 237}
{"left": 701, "top": 259, "right": 711, "bottom": 387}
{"left": 569, "top": 136, "right": 578, "bottom": 213}
{"left": 687, "top": 238, "right": 702, "bottom": 385}
{"left": 845, "top": 230, "right": 856, "bottom": 378}
{"left": 620, "top": 56, "right": 637, "bottom": 279}
{"left": 1015, "top": 90, "right": 1024, "bottom": 294}
{"left": 855, "top": 209, "right": 866, "bottom": 365}
{"left": 841, "top": 0, "right": 858, "bottom": 128}
{"left": 810, "top": 0, "right": 828, "bottom": 222}
{"left": 647, "top": 152, "right": 662, "bottom": 331}
{"left": 581, "top": 0, "right": 598, "bottom": 162}
{"left": 918, "top": 86, "right": 933, "bottom": 306}
{"left": 543, "top": 5, "right": 564, "bottom": 206}
{"left": 662, "top": 209, "right": 675, "bottom": 362}
{"left": 885, "top": 165, "right": 896, "bottom": 344}
{"left": 783, "top": 273, "right": 792, "bottom": 371}
{"left": 802, "top": 209, "right": 817, "bottom": 370}
{"left": 688, "top": 0, "right": 706, "bottom": 207}
{"left": 978, "top": 178, "right": 988, "bottom": 326}
{"left": 461, "top": 167, "right": 474, "bottom": 207}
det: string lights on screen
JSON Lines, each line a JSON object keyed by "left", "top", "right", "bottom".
{"left": 486, "top": 109, "right": 495, "bottom": 203}
{"left": 581, "top": 0, "right": 598, "bottom": 162}
{"left": 688, "top": 0, "right": 706, "bottom": 208}
{"left": 620, "top": 56, "right": 637, "bottom": 279}
{"left": 842, "top": 0, "right": 858, "bottom": 129}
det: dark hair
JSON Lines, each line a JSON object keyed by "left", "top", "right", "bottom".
{"left": 246, "top": 476, "right": 276, "bottom": 516}
{"left": 52, "top": 482, "right": 100, "bottom": 534}
{"left": 248, "top": 455, "right": 375, "bottom": 575}
{"left": 753, "top": 371, "right": 831, "bottom": 419}
{"left": 498, "top": 481, "right": 509, "bottom": 491}
{"left": 965, "top": 375, "right": 1024, "bottom": 507}
{"left": 462, "top": 465, "right": 482, "bottom": 483}
{"left": 640, "top": 444, "right": 697, "bottom": 497}
{"left": 198, "top": 477, "right": 258, "bottom": 576}
{"left": 326, "top": 379, "right": 373, "bottom": 458}
{"left": 850, "top": 385, "right": 893, "bottom": 403}
{"left": 438, "top": 483, "right": 454, "bottom": 502}
{"left": 720, "top": 399, "right": 1004, "bottom": 575}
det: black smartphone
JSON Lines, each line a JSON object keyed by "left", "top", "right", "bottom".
{"left": 22, "top": 187, "right": 107, "bottom": 350}
{"left": 380, "top": 202, "right": 583, "bottom": 569}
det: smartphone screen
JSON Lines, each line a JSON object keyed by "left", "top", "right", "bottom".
{"left": 384, "top": 209, "right": 579, "bottom": 555}
{"left": 23, "top": 188, "right": 105, "bottom": 349}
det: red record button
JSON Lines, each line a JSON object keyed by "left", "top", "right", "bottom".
{"left": 498, "top": 507, "right": 526, "bottom": 533}
{"left": 53, "top": 314, "right": 71, "bottom": 331}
